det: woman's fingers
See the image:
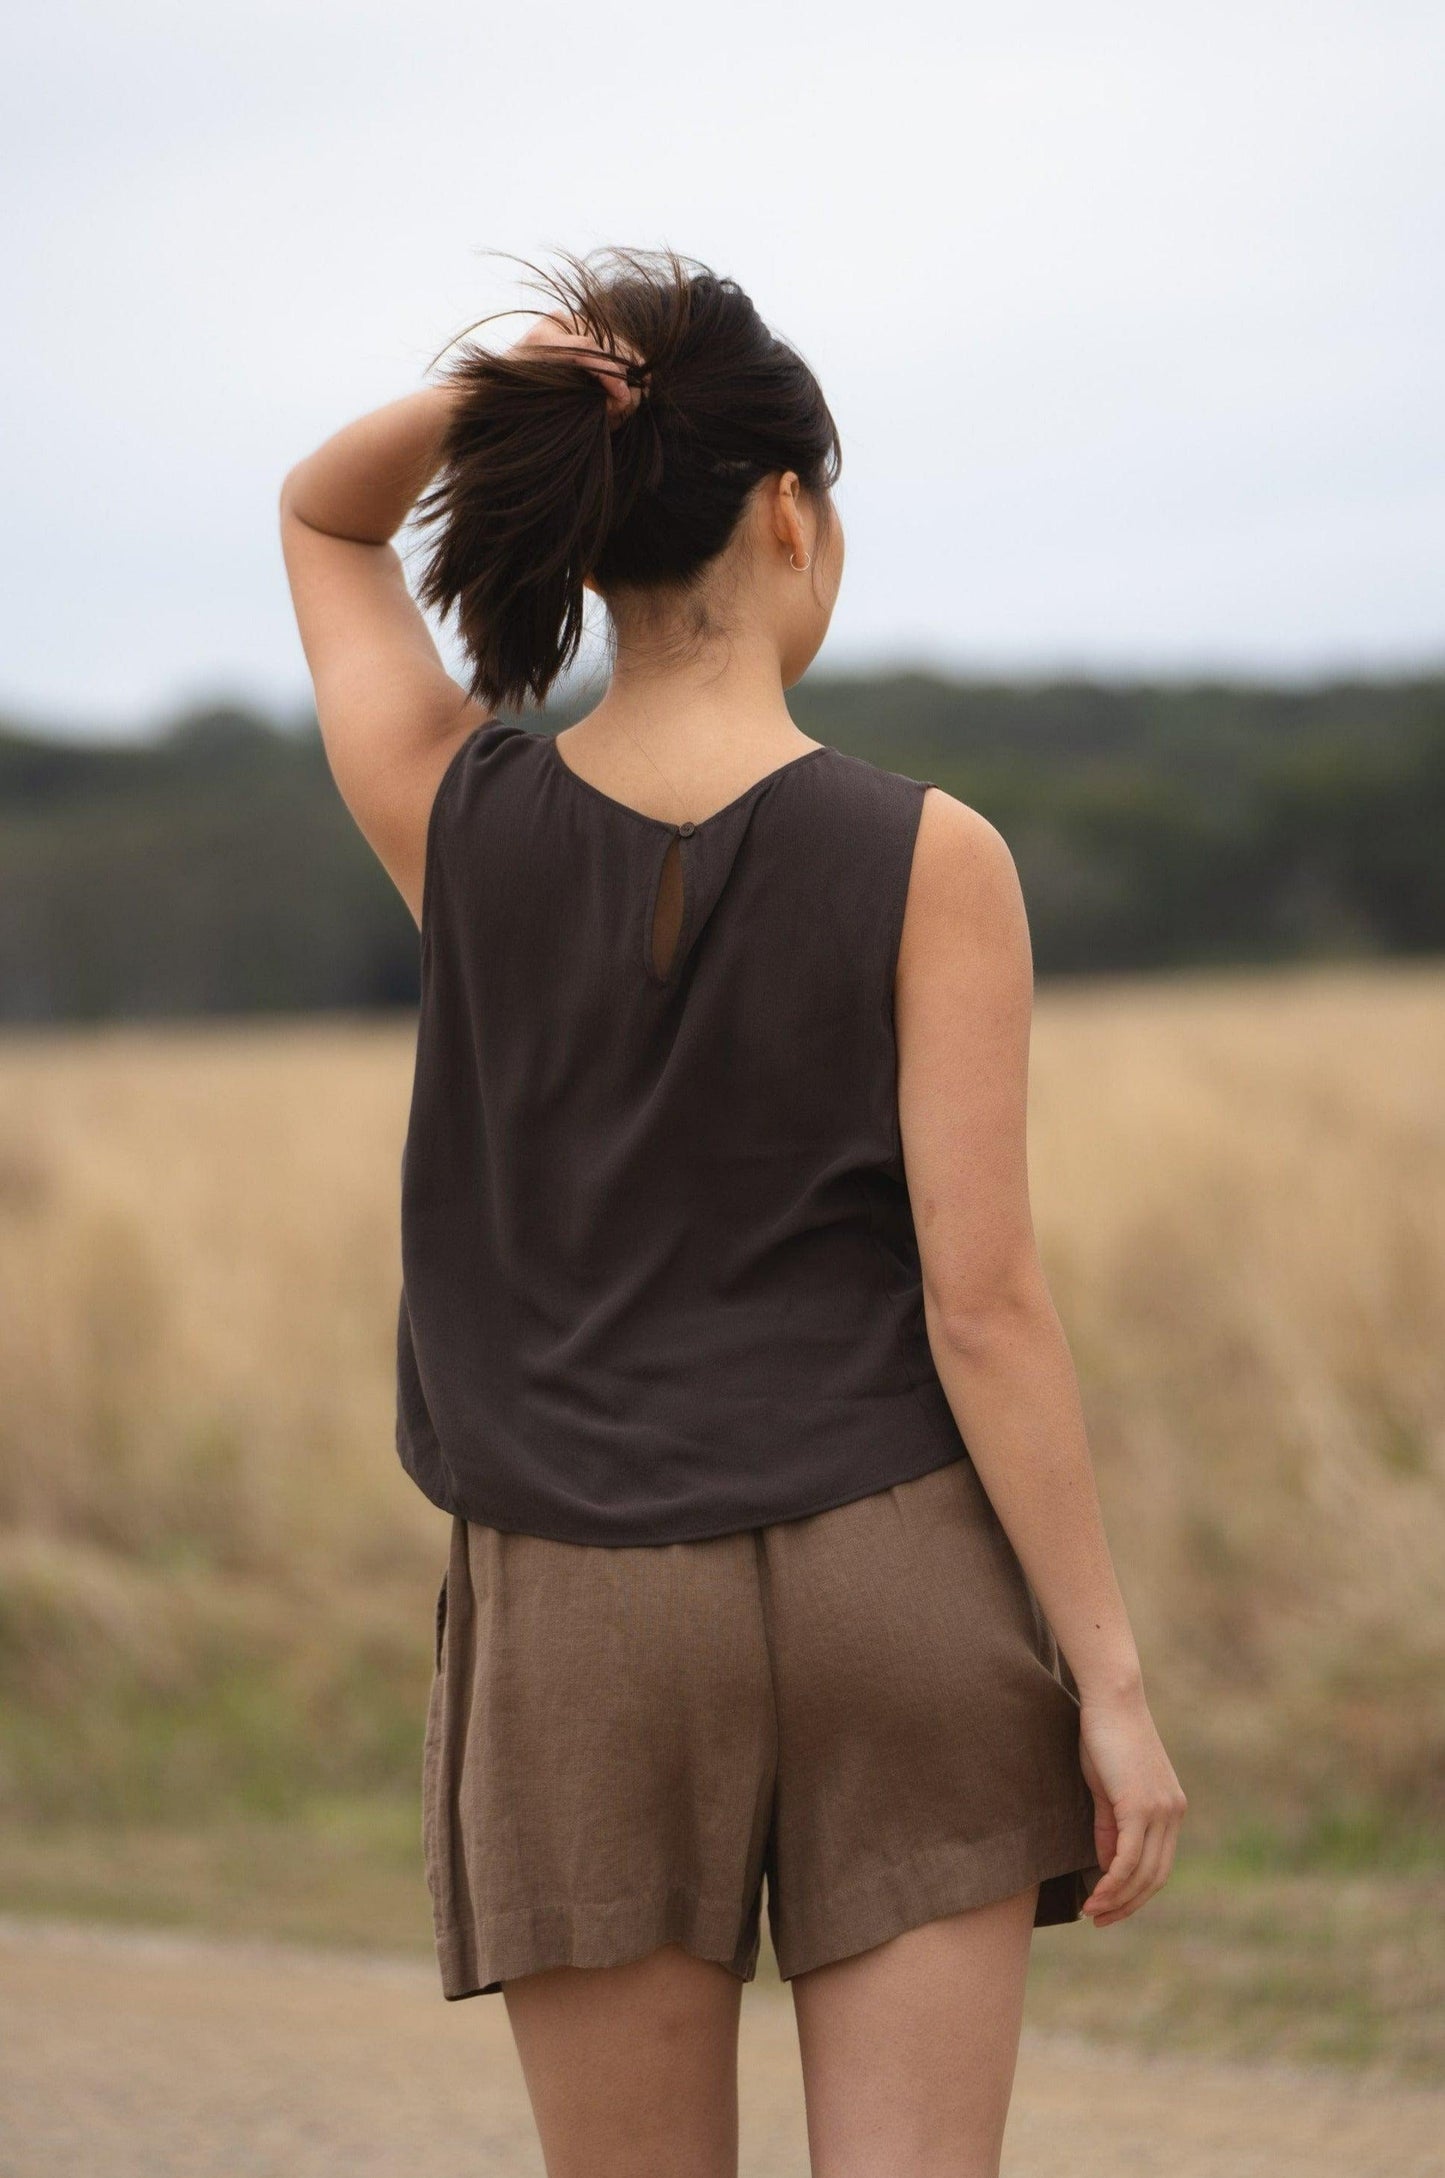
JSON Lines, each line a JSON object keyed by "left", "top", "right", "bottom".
{"left": 1082, "top": 1811, "right": 1145, "bottom": 1919}
{"left": 1085, "top": 1799, "right": 1185, "bottom": 1925}
{"left": 1091, "top": 1819, "right": 1166, "bottom": 1925}
{"left": 512, "top": 313, "right": 643, "bottom": 425}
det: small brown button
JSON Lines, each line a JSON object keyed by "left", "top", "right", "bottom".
{"left": 677, "top": 820, "right": 696, "bottom": 837}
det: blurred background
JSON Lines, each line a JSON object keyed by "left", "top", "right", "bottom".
{"left": 3, "top": 0, "right": 1443, "bottom": 2166}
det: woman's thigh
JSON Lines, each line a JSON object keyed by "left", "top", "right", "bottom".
{"left": 790, "top": 1882, "right": 1039, "bottom": 2178}
{"left": 502, "top": 1942, "right": 745, "bottom": 2178}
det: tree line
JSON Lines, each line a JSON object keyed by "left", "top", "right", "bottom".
{"left": 1, "top": 670, "right": 1440, "bottom": 1021}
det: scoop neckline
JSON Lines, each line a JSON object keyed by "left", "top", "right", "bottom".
{"left": 545, "top": 730, "right": 832, "bottom": 833}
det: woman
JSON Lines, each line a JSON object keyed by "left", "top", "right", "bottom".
{"left": 279, "top": 245, "right": 1185, "bottom": 2178}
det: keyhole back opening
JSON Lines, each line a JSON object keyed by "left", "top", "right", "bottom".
{"left": 650, "top": 833, "right": 687, "bottom": 982}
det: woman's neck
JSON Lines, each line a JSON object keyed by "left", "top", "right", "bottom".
{"left": 556, "top": 637, "right": 818, "bottom": 824}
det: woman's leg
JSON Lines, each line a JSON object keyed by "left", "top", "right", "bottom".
{"left": 502, "top": 1941, "right": 746, "bottom": 2178}
{"left": 789, "top": 1882, "right": 1039, "bottom": 2178}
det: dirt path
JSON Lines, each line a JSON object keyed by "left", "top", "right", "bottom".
{"left": 1, "top": 1917, "right": 1440, "bottom": 2177}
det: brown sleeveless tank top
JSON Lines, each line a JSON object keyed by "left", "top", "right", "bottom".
{"left": 395, "top": 719, "right": 969, "bottom": 1544}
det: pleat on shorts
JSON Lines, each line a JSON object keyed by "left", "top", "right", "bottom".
{"left": 420, "top": 1454, "right": 1102, "bottom": 1998}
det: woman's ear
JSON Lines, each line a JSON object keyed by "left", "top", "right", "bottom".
{"left": 769, "top": 470, "right": 808, "bottom": 562}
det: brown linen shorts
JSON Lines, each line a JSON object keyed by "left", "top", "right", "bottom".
{"left": 421, "top": 1455, "right": 1102, "bottom": 1998}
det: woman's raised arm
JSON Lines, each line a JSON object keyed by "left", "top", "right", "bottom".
{"left": 278, "top": 384, "right": 491, "bottom": 926}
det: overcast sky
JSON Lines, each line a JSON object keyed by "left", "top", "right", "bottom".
{"left": 6, "top": 0, "right": 1442, "bottom": 737}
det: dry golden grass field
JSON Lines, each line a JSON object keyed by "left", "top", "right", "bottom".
{"left": 1, "top": 962, "right": 1443, "bottom": 2075}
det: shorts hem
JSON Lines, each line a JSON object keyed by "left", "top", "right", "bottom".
{"left": 433, "top": 1886, "right": 761, "bottom": 2000}
{"left": 771, "top": 1799, "right": 1102, "bottom": 1981}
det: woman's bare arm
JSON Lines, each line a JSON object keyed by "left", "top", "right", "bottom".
{"left": 278, "top": 316, "right": 640, "bottom": 923}
{"left": 278, "top": 385, "right": 491, "bottom": 926}
{"left": 896, "top": 787, "right": 1186, "bottom": 1925}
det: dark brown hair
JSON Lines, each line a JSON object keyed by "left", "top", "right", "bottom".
{"left": 411, "top": 246, "right": 842, "bottom": 713}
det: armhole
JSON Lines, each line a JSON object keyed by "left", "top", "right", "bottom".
{"left": 418, "top": 720, "right": 494, "bottom": 949}
{"left": 883, "top": 777, "right": 937, "bottom": 1034}
{"left": 883, "top": 777, "right": 937, "bottom": 1171}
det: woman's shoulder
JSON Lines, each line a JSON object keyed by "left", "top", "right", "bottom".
{"left": 430, "top": 717, "right": 547, "bottom": 821}
{"left": 899, "top": 782, "right": 1030, "bottom": 978}
{"left": 449, "top": 715, "right": 537, "bottom": 778}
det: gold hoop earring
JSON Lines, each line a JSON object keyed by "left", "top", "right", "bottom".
{"left": 790, "top": 551, "right": 811, "bottom": 572}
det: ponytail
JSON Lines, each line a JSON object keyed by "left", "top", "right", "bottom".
{"left": 411, "top": 246, "right": 841, "bottom": 713}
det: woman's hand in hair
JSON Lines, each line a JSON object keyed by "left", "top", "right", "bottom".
{"left": 512, "top": 311, "right": 645, "bottom": 428}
